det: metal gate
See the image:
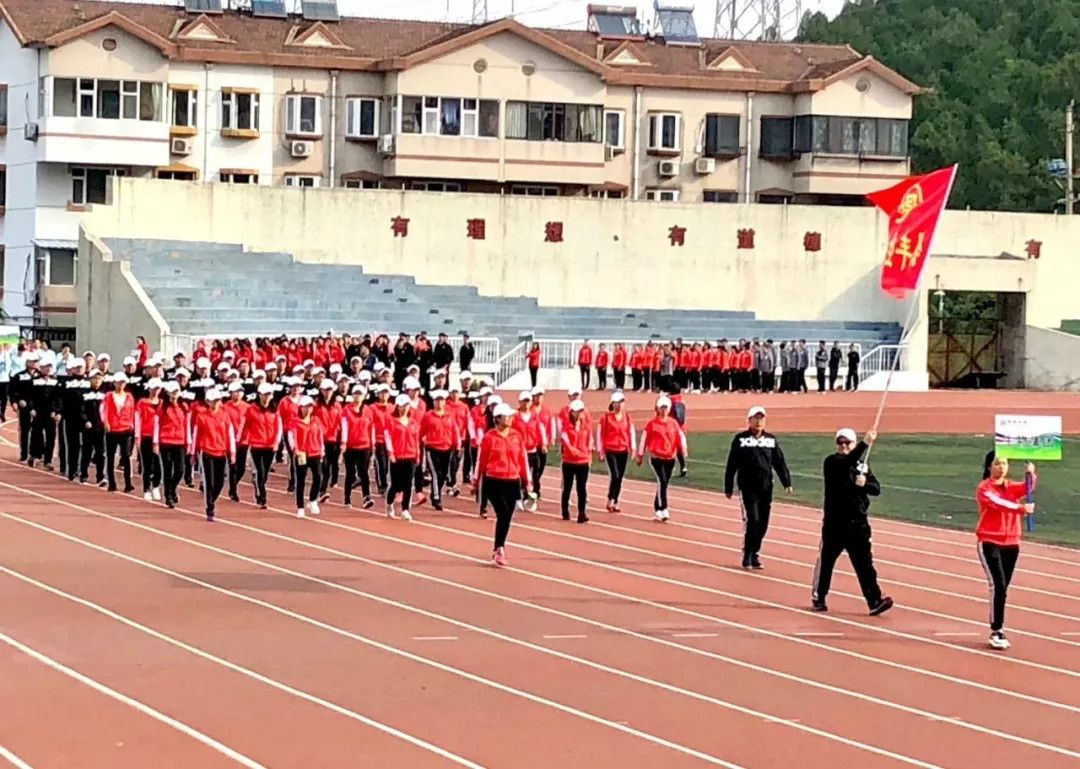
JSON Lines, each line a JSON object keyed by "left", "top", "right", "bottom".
{"left": 927, "top": 319, "right": 1001, "bottom": 388}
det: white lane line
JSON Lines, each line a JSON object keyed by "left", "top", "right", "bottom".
{"left": 793, "top": 632, "right": 844, "bottom": 638}
{"left": 542, "top": 634, "right": 588, "bottom": 640}
{"left": 1062, "top": 632, "right": 1080, "bottom": 637}
{"left": 672, "top": 633, "right": 718, "bottom": 639}
{"left": 0, "top": 631, "right": 268, "bottom": 769}
{"left": 0, "top": 744, "right": 35, "bottom": 769}
{"left": 412, "top": 636, "right": 459, "bottom": 641}
{"left": 933, "top": 632, "right": 980, "bottom": 638}
{"left": 0, "top": 517, "right": 745, "bottom": 769}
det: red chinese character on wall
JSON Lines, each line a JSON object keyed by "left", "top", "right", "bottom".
{"left": 544, "top": 221, "right": 564, "bottom": 243}
{"left": 803, "top": 231, "right": 822, "bottom": 252}
{"left": 1025, "top": 239, "right": 1042, "bottom": 259}
{"left": 668, "top": 225, "right": 686, "bottom": 247}
{"left": 391, "top": 216, "right": 410, "bottom": 238}
{"left": 466, "top": 218, "right": 486, "bottom": 240}
{"left": 737, "top": 228, "right": 755, "bottom": 249}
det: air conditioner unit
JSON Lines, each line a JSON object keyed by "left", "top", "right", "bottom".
{"left": 604, "top": 144, "right": 616, "bottom": 161}
{"left": 378, "top": 134, "right": 396, "bottom": 155}
{"left": 657, "top": 159, "right": 678, "bottom": 177}
{"left": 290, "top": 140, "right": 312, "bottom": 158}
{"left": 171, "top": 137, "right": 193, "bottom": 156}
{"left": 695, "top": 157, "right": 716, "bottom": 175}
{"left": 24, "top": 122, "right": 39, "bottom": 142}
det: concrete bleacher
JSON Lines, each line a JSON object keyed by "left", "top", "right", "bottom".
{"left": 108, "top": 238, "right": 902, "bottom": 348}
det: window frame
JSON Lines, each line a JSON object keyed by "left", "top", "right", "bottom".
{"left": 645, "top": 188, "right": 679, "bottom": 202}
{"left": 70, "top": 166, "right": 128, "bottom": 206}
{"left": 505, "top": 100, "right": 603, "bottom": 143}
{"left": 604, "top": 109, "right": 625, "bottom": 151}
{"left": 408, "top": 181, "right": 462, "bottom": 192}
{"left": 169, "top": 87, "right": 198, "bottom": 131}
{"left": 345, "top": 96, "right": 380, "bottom": 140}
{"left": 0, "top": 164, "right": 6, "bottom": 212}
{"left": 703, "top": 113, "right": 741, "bottom": 159}
{"left": 219, "top": 171, "right": 259, "bottom": 184}
{"left": 220, "top": 89, "right": 260, "bottom": 135}
{"left": 45, "top": 248, "right": 77, "bottom": 287}
{"left": 284, "top": 174, "right": 321, "bottom": 188}
{"left": 344, "top": 178, "right": 381, "bottom": 189}
{"left": 509, "top": 185, "right": 559, "bottom": 197}
{"left": 759, "top": 116, "right": 795, "bottom": 161}
{"left": 285, "top": 93, "right": 322, "bottom": 138}
{"left": 793, "top": 114, "right": 909, "bottom": 157}
{"left": 0, "top": 84, "right": 10, "bottom": 133}
{"left": 703, "top": 189, "right": 738, "bottom": 203}
{"left": 647, "top": 112, "right": 682, "bottom": 153}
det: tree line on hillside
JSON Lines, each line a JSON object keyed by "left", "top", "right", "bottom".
{"left": 798, "top": 0, "right": 1078, "bottom": 213}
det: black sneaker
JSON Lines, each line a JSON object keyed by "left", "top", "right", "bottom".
{"left": 750, "top": 556, "right": 764, "bottom": 570}
{"left": 206, "top": 513, "right": 215, "bottom": 522}
{"left": 229, "top": 492, "right": 240, "bottom": 502}
{"left": 166, "top": 501, "right": 176, "bottom": 509}
{"left": 679, "top": 467, "right": 688, "bottom": 478}
{"left": 562, "top": 511, "right": 571, "bottom": 521}
{"left": 810, "top": 599, "right": 828, "bottom": 612}
{"left": 433, "top": 501, "right": 443, "bottom": 511}
{"left": 577, "top": 514, "right": 589, "bottom": 524}
{"left": 123, "top": 485, "right": 135, "bottom": 494}
{"left": 741, "top": 555, "right": 751, "bottom": 569}
{"left": 869, "top": 596, "right": 894, "bottom": 616}
{"left": 363, "top": 497, "right": 375, "bottom": 509}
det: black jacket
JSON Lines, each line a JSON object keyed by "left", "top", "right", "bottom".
{"left": 724, "top": 430, "right": 791, "bottom": 497}
{"left": 459, "top": 342, "right": 475, "bottom": 371}
{"left": 433, "top": 341, "right": 454, "bottom": 370}
{"left": 822, "top": 441, "right": 880, "bottom": 527}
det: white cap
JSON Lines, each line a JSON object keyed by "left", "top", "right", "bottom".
{"left": 289, "top": 378, "right": 305, "bottom": 388}
{"left": 265, "top": 362, "right": 279, "bottom": 371}
{"left": 82, "top": 350, "right": 96, "bottom": 358}
{"left": 217, "top": 361, "right": 230, "bottom": 371}
{"left": 403, "top": 376, "right": 421, "bottom": 391}
{"left": 252, "top": 369, "right": 266, "bottom": 379}
{"left": 431, "top": 389, "right": 448, "bottom": 400}
{"left": 303, "top": 359, "right": 315, "bottom": 367}
{"left": 835, "top": 428, "right": 858, "bottom": 444}
{"left": 319, "top": 379, "right": 335, "bottom": 390}
{"left": 407, "top": 364, "right": 420, "bottom": 373}
{"left": 174, "top": 367, "right": 191, "bottom": 378}
{"left": 531, "top": 386, "right": 546, "bottom": 396}
{"left": 568, "top": 387, "right": 582, "bottom": 397}
{"left": 147, "top": 377, "right": 164, "bottom": 389}
{"left": 493, "top": 403, "right": 515, "bottom": 418}
{"left": 68, "top": 359, "right": 85, "bottom": 369}
{"left": 312, "top": 366, "right": 326, "bottom": 375}
{"left": 569, "top": 399, "right": 586, "bottom": 412}
{"left": 610, "top": 391, "right": 625, "bottom": 403}
{"left": 204, "top": 388, "right": 223, "bottom": 402}
{"left": 292, "top": 365, "right": 305, "bottom": 374}
{"left": 196, "top": 357, "right": 210, "bottom": 369}
{"left": 656, "top": 396, "right": 672, "bottom": 409}
{"left": 163, "top": 381, "right": 180, "bottom": 393}
{"left": 258, "top": 383, "right": 274, "bottom": 395}
{"left": 518, "top": 390, "right": 533, "bottom": 402}
{"left": 488, "top": 395, "right": 503, "bottom": 408}
{"left": 150, "top": 353, "right": 166, "bottom": 364}
{"left": 747, "top": 405, "right": 766, "bottom": 419}
{"left": 395, "top": 394, "right": 412, "bottom": 407}
{"left": 373, "top": 362, "right": 387, "bottom": 372}
{"left": 329, "top": 363, "right": 343, "bottom": 374}
{"left": 228, "top": 381, "right": 244, "bottom": 392}
{"left": 358, "top": 370, "right": 372, "bottom": 381}
{"left": 89, "top": 370, "right": 104, "bottom": 379}
{"left": 449, "top": 383, "right": 462, "bottom": 393}
{"left": 99, "top": 353, "right": 112, "bottom": 361}
{"left": 376, "top": 383, "right": 390, "bottom": 393}
{"left": 123, "top": 356, "right": 137, "bottom": 367}
{"left": 460, "top": 370, "right": 473, "bottom": 379}
{"left": 111, "top": 372, "right": 129, "bottom": 383}
{"left": 479, "top": 386, "right": 494, "bottom": 396}
{"left": 351, "top": 384, "right": 367, "bottom": 395}
{"left": 299, "top": 395, "right": 315, "bottom": 407}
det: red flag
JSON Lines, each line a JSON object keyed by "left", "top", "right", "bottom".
{"left": 867, "top": 165, "right": 957, "bottom": 298}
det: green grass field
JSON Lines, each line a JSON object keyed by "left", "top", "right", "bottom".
{"left": 567, "top": 433, "right": 1080, "bottom": 547}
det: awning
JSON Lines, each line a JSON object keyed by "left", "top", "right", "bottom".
{"left": 32, "top": 239, "right": 78, "bottom": 250}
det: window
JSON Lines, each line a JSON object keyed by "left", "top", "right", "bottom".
{"left": 0, "top": 246, "right": 4, "bottom": 300}
{"left": 157, "top": 170, "right": 196, "bottom": 181}
{"left": 510, "top": 185, "right": 559, "bottom": 197}
{"left": 398, "top": 96, "right": 499, "bottom": 137}
{"left": 408, "top": 181, "right": 461, "bottom": 192}
{"left": 0, "top": 84, "right": 8, "bottom": 131}
{"left": 47, "top": 249, "right": 76, "bottom": 286}
{"left": 51, "top": 78, "right": 161, "bottom": 120}
{"left": 604, "top": 109, "right": 624, "bottom": 151}
{"left": 645, "top": 188, "right": 679, "bottom": 202}
{"left": 345, "top": 97, "right": 379, "bottom": 139}
{"left": 704, "top": 114, "right": 740, "bottom": 158}
{"left": 221, "top": 90, "right": 260, "bottom": 133}
{"left": 284, "top": 175, "right": 320, "bottom": 188}
{"left": 71, "top": 167, "right": 127, "bottom": 205}
{"left": 589, "top": 189, "right": 624, "bottom": 199}
{"left": 0, "top": 165, "right": 6, "bottom": 211}
{"left": 759, "top": 117, "right": 794, "bottom": 160}
{"left": 285, "top": 94, "right": 321, "bottom": 136}
{"left": 505, "top": 101, "right": 603, "bottom": 142}
{"left": 344, "top": 178, "right": 381, "bottom": 189}
{"left": 793, "top": 115, "right": 909, "bottom": 157}
{"left": 758, "top": 191, "right": 792, "bottom": 204}
{"left": 219, "top": 171, "right": 258, "bottom": 184}
{"left": 647, "top": 112, "right": 681, "bottom": 152}
{"left": 170, "top": 88, "right": 197, "bottom": 129}
{"left": 703, "top": 190, "right": 737, "bottom": 203}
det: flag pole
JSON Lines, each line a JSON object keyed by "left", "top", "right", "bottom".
{"left": 864, "top": 164, "right": 958, "bottom": 462}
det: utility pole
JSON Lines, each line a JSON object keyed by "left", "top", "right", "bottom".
{"left": 471, "top": 0, "right": 486, "bottom": 24}
{"left": 1067, "top": 100, "right": 1075, "bottom": 215}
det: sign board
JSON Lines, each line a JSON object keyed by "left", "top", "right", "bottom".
{"left": 0, "top": 324, "right": 19, "bottom": 347}
{"left": 994, "top": 414, "right": 1063, "bottom": 461}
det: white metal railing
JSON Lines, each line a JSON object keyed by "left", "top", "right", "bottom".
{"left": 858, "top": 343, "right": 909, "bottom": 381}
{"left": 495, "top": 341, "right": 529, "bottom": 385}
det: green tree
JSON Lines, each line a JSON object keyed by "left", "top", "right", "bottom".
{"left": 798, "top": 0, "right": 1074, "bottom": 212}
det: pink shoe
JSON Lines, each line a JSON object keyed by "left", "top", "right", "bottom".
{"left": 492, "top": 547, "right": 508, "bottom": 567}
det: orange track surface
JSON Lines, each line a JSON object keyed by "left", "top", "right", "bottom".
{"left": 1, "top": 395, "right": 1078, "bottom": 769}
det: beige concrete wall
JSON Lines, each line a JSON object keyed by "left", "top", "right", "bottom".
{"left": 273, "top": 68, "right": 331, "bottom": 180}
{"left": 45, "top": 26, "right": 169, "bottom": 81}
{"left": 809, "top": 71, "right": 913, "bottom": 120}
{"left": 1024, "top": 326, "right": 1080, "bottom": 391}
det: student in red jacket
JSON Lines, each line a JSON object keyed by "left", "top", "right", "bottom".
{"left": 224, "top": 381, "right": 251, "bottom": 502}
{"left": 527, "top": 342, "right": 542, "bottom": 389}
{"left": 594, "top": 344, "right": 610, "bottom": 391}
{"left": 314, "top": 380, "right": 343, "bottom": 502}
{"left": 289, "top": 395, "right": 325, "bottom": 518}
{"left": 636, "top": 395, "right": 687, "bottom": 522}
{"left": 385, "top": 394, "right": 421, "bottom": 521}
{"left": 278, "top": 378, "right": 306, "bottom": 493}
{"left": 190, "top": 388, "right": 236, "bottom": 522}
{"left": 135, "top": 377, "right": 164, "bottom": 501}
{"left": 597, "top": 391, "right": 635, "bottom": 512}
{"left": 243, "top": 383, "right": 282, "bottom": 509}
{"left": 560, "top": 400, "right": 592, "bottom": 523}
{"left": 512, "top": 390, "right": 547, "bottom": 512}
{"left": 612, "top": 343, "right": 628, "bottom": 391}
{"left": 577, "top": 341, "right": 593, "bottom": 390}
{"left": 154, "top": 382, "right": 189, "bottom": 509}
{"left": 475, "top": 403, "right": 531, "bottom": 566}
{"left": 101, "top": 372, "right": 136, "bottom": 493}
{"left": 370, "top": 384, "right": 394, "bottom": 494}
{"left": 446, "top": 384, "right": 470, "bottom": 495}
{"left": 341, "top": 385, "right": 376, "bottom": 509}
{"left": 977, "top": 456, "right": 1037, "bottom": 650}
{"left": 420, "top": 390, "right": 459, "bottom": 511}
{"left": 530, "top": 387, "right": 555, "bottom": 500}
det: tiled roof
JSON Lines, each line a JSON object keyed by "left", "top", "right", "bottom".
{"left": 0, "top": 0, "right": 923, "bottom": 93}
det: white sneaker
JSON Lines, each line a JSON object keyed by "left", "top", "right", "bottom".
{"left": 143, "top": 492, "right": 153, "bottom": 502}
{"left": 387, "top": 503, "right": 397, "bottom": 519}
{"left": 653, "top": 510, "right": 665, "bottom": 522}
{"left": 401, "top": 509, "right": 413, "bottom": 522}
{"left": 526, "top": 499, "right": 538, "bottom": 513}
{"left": 308, "top": 501, "right": 321, "bottom": 516}
{"left": 988, "top": 631, "right": 1010, "bottom": 650}
{"left": 515, "top": 500, "right": 524, "bottom": 511}
{"left": 661, "top": 509, "right": 671, "bottom": 521}
{"left": 296, "top": 508, "right": 306, "bottom": 518}
{"left": 151, "top": 487, "right": 162, "bottom": 501}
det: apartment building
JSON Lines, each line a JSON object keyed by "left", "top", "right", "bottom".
{"left": 0, "top": 0, "right": 923, "bottom": 332}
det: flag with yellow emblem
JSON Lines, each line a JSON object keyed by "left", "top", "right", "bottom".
{"left": 866, "top": 165, "right": 958, "bottom": 298}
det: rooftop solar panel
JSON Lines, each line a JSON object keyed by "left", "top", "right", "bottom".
{"left": 592, "top": 12, "right": 641, "bottom": 36}
{"left": 184, "top": 0, "right": 223, "bottom": 14}
{"left": 301, "top": 0, "right": 340, "bottom": 21}
{"left": 251, "top": 0, "right": 288, "bottom": 18}
{"left": 656, "top": 6, "right": 699, "bottom": 44}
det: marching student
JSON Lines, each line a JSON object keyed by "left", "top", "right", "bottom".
{"left": 341, "top": 385, "right": 376, "bottom": 509}
{"left": 595, "top": 344, "right": 610, "bottom": 390}
{"left": 29, "top": 359, "right": 61, "bottom": 471}
{"left": 289, "top": 395, "right": 325, "bottom": 518}
{"left": 419, "top": 390, "right": 459, "bottom": 511}
{"left": 314, "top": 379, "right": 344, "bottom": 502}
{"left": 371, "top": 384, "right": 394, "bottom": 494}
{"left": 59, "top": 358, "right": 89, "bottom": 482}
{"left": 80, "top": 370, "right": 107, "bottom": 486}
{"left": 527, "top": 342, "right": 542, "bottom": 389}
{"left": 224, "top": 381, "right": 251, "bottom": 502}
{"left": 811, "top": 428, "right": 894, "bottom": 617}
{"left": 155, "top": 382, "right": 190, "bottom": 509}
{"left": 724, "top": 406, "right": 793, "bottom": 570}
{"left": 475, "top": 402, "right": 531, "bottom": 566}
{"left": 135, "top": 378, "right": 164, "bottom": 500}
{"left": 101, "top": 372, "right": 136, "bottom": 493}
{"left": 597, "top": 391, "right": 634, "bottom": 513}
{"left": 385, "top": 393, "right": 421, "bottom": 521}
{"left": 278, "top": 378, "right": 306, "bottom": 492}
{"left": 11, "top": 351, "right": 39, "bottom": 463}
{"left": 189, "top": 388, "right": 236, "bottom": 522}
{"left": 445, "top": 384, "right": 470, "bottom": 496}
{"left": 976, "top": 456, "right": 1036, "bottom": 650}
{"left": 511, "top": 390, "right": 546, "bottom": 512}
{"left": 560, "top": 399, "right": 592, "bottom": 524}
{"left": 636, "top": 395, "right": 686, "bottom": 522}
{"left": 243, "top": 383, "right": 282, "bottom": 509}
{"left": 577, "top": 341, "right": 593, "bottom": 390}
{"left": 612, "top": 343, "right": 628, "bottom": 391}
{"left": 530, "top": 387, "right": 555, "bottom": 500}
